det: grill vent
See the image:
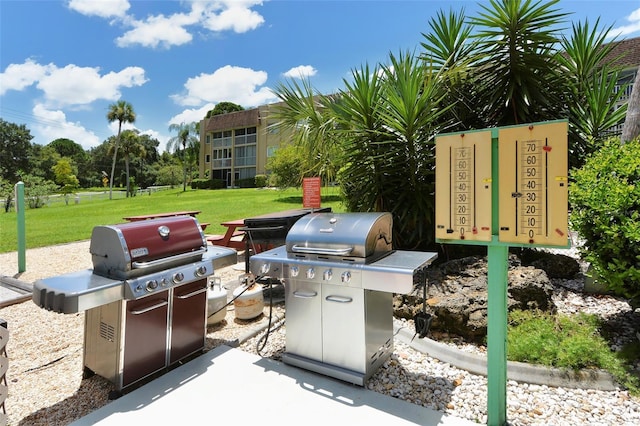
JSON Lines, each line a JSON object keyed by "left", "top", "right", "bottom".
{"left": 99, "top": 321, "right": 115, "bottom": 342}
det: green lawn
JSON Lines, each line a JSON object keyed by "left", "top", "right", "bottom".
{"left": 0, "top": 187, "right": 346, "bottom": 254}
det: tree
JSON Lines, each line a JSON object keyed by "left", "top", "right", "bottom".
{"left": 274, "top": 51, "right": 451, "bottom": 249}
{"left": 470, "top": 0, "right": 568, "bottom": 126}
{"left": 558, "top": 19, "right": 627, "bottom": 168}
{"left": 109, "top": 129, "right": 146, "bottom": 197}
{"left": 206, "top": 101, "right": 244, "bottom": 118}
{"left": 52, "top": 158, "right": 80, "bottom": 204}
{"left": 272, "top": 77, "right": 342, "bottom": 186}
{"left": 266, "top": 143, "right": 304, "bottom": 189}
{"left": 47, "top": 138, "right": 92, "bottom": 187}
{"left": 30, "top": 144, "right": 61, "bottom": 182}
{"left": 106, "top": 100, "right": 136, "bottom": 199}
{"left": 0, "top": 119, "right": 33, "bottom": 182}
{"left": 167, "top": 122, "right": 199, "bottom": 192}
{"left": 48, "top": 138, "right": 85, "bottom": 159}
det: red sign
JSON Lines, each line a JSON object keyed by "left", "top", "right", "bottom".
{"left": 302, "top": 177, "right": 322, "bottom": 209}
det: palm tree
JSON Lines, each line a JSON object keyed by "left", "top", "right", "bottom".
{"left": 167, "top": 122, "right": 199, "bottom": 191}
{"left": 106, "top": 100, "right": 136, "bottom": 199}
{"left": 108, "top": 129, "right": 146, "bottom": 197}
{"left": 558, "top": 19, "right": 627, "bottom": 167}
{"left": 469, "top": 0, "right": 568, "bottom": 126}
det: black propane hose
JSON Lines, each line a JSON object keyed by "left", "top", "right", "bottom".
{"left": 207, "top": 274, "right": 259, "bottom": 319}
{"left": 255, "top": 276, "right": 286, "bottom": 357}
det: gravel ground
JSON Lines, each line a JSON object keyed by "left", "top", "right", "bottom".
{"left": 1, "top": 241, "right": 640, "bottom": 425}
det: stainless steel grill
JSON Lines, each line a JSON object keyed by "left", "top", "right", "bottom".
{"left": 249, "top": 212, "right": 437, "bottom": 385}
{"left": 32, "top": 216, "right": 237, "bottom": 393}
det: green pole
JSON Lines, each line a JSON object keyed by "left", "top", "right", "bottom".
{"left": 487, "top": 128, "right": 507, "bottom": 425}
{"left": 15, "top": 181, "right": 26, "bottom": 273}
{"left": 487, "top": 244, "right": 508, "bottom": 425}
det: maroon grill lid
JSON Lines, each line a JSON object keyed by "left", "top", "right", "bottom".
{"left": 90, "top": 216, "right": 206, "bottom": 279}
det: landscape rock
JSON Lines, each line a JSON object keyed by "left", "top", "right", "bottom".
{"left": 393, "top": 254, "right": 556, "bottom": 341}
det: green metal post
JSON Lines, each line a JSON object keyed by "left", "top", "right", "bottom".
{"left": 487, "top": 244, "right": 508, "bottom": 425}
{"left": 15, "top": 181, "right": 26, "bottom": 272}
{"left": 487, "top": 128, "right": 507, "bottom": 425}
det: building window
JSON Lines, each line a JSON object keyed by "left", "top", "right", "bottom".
{"left": 234, "top": 145, "right": 256, "bottom": 167}
{"left": 237, "top": 167, "right": 256, "bottom": 180}
{"left": 205, "top": 154, "right": 210, "bottom": 163}
{"left": 213, "top": 131, "right": 232, "bottom": 148}
{"left": 206, "top": 135, "right": 210, "bottom": 144}
{"left": 235, "top": 127, "right": 257, "bottom": 145}
{"left": 212, "top": 148, "right": 232, "bottom": 168}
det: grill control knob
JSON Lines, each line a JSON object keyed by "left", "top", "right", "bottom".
{"left": 173, "top": 272, "right": 184, "bottom": 283}
{"left": 195, "top": 266, "right": 207, "bottom": 277}
{"left": 260, "top": 263, "right": 271, "bottom": 274}
{"left": 306, "top": 268, "right": 315, "bottom": 279}
{"left": 290, "top": 265, "right": 299, "bottom": 277}
{"left": 146, "top": 280, "right": 159, "bottom": 292}
{"left": 341, "top": 271, "right": 351, "bottom": 283}
{"left": 323, "top": 269, "right": 333, "bottom": 281}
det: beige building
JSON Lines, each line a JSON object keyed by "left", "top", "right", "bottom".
{"left": 198, "top": 103, "right": 289, "bottom": 187}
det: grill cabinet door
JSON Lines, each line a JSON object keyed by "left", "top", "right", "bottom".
{"left": 285, "top": 279, "right": 322, "bottom": 362}
{"left": 321, "top": 285, "right": 365, "bottom": 372}
{"left": 170, "top": 279, "right": 207, "bottom": 364}
{"left": 122, "top": 292, "right": 169, "bottom": 387}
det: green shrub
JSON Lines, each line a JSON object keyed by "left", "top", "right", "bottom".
{"left": 191, "top": 179, "right": 225, "bottom": 189}
{"left": 236, "top": 177, "right": 255, "bottom": 188}
{"left": 569, "top": 139, "right": 640, "bottom": 300}
{"left": 508, "top": 309, "right": 639, "bottom": 393}
{"left": 255, "top": 174, "right": 268, "bottom": 188}
{"left": 22, "top": 174, "right": 58, "bottom": 208}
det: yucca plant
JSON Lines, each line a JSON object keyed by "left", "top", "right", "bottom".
{"left": 470, "top": 0, "right": 568, "bottom": 126}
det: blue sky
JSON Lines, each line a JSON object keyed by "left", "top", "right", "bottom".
{"left": 2, "top": 0, "right": 640, "bottom": 152}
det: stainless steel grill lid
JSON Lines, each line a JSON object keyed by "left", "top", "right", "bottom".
{"left": 285, "top": 212, "right": 392, "bottom": 259}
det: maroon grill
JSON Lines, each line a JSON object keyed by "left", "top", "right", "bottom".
{"left": 33, "top": 216, "right": 237, "bottom": 393}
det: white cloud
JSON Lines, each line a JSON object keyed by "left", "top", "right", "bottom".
{"left": 199, "top": 0, "right": 265, "bottom": 33}
{"left": 34, "top": 63, "right": 147, "bottom": 107}
{"left": 116, "top": 13, "right": 197, "bottom": 48}
{"left": 67, "top": 0, "right": 130, "bottom": 19}
{"left": 283, "top": 65, "right": 318, "bottom": 79}
{"left": 0, "top": 59, "right": 52, "bottom": 95}
{"left": 168, "top": 103, "right": 216, "bottom": 126}
{"left": 32, "top": 104, "right": 101, "bottom": 149}
{"left": 172, "top": 65, "right": 277, "bottom": 107}
{"left": 611, "top": 7, "right": 640, "bottom": 37}
{"left": 92, "top": 0, "right": 266, "bottom": 49}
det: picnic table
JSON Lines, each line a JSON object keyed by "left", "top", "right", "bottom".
{"left": 123, "top": 210, "right": 209, "bottom": 231}
{"left": 206, "top": 219, "right": 246, "bottom": 250}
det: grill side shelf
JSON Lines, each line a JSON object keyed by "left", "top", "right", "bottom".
{"left": 32, "top": 270, "right": 123, "bottom": 314}
{"left": 361, "top": 251, "right": 438, "bottom": 294}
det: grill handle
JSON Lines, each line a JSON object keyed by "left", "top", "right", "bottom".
{"left": 325, "top": 295, "right": 353, "bottom": 303}
{"left": 130, "top": 300, "right": 168, "bottom": 315}
{"left": 291, "top": 245, "right": 353, "bottom": 256}
{"left": 131, "top": 247, "right": 206, "bottom": 269}
{"left": 176, "top": 287, "right": 207, "bottom": 299}
{"left": 292, "top": 290, "right": 317, "bottom": 298}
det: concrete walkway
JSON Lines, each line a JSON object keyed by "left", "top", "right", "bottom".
{"left": 70, "top": 345, "right": 475, "bottom": 426}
